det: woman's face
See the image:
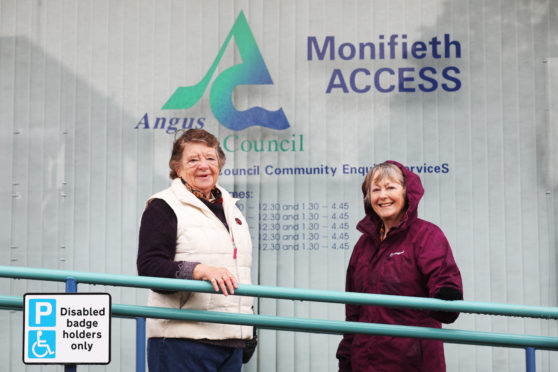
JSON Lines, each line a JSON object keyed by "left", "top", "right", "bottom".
{"left": 369, "top": 176, "right": 406, "bottom": 226}
{"left": 177, "top": 142, "right": 220, "bottom": 197}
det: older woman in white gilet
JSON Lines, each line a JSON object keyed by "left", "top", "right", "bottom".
{"left": 137, "top": 129, "right": 254, "bottom": 372}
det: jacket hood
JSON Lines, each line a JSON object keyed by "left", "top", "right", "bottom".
{"left": 359, "top": 160, "right": 424, "bottom": 234}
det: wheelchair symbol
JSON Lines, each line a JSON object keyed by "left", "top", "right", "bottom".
{"left": 29, "top": 330, "right": 55, "bottom": 359}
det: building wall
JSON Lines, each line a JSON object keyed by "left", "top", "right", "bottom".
{"left": 0, "top": 0, "right": 557, "bottom": 370}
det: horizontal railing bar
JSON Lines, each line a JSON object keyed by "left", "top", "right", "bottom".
{"left": 0, "top": 295, "right": 143, "bottom": 319}
{"left": 0, "top": 295, "right": 22, "bottom": 309}
{"left": 1, "top": 295, "right": 557, "bottom": 351}
{"left": 1, "top": 265, "right": 558, "bottom": 319}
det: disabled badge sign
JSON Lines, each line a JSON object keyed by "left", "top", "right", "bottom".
{"left": 23, "top": 293, "right": 111, "bottom": 365}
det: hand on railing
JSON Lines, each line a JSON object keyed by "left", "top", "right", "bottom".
{"left": 192, "top": 264, "right": 238, "bottom": 296}
{"left": 432, "top": 286, "right": 463, "bottom": 323}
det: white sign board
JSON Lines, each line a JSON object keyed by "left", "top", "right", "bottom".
{"left": 23, "top": 293, "right": 111, "bottom": 365}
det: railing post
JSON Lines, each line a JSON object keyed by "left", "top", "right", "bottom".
{"left": 65, "top": 278, "right": 77, "bottom": 372}
{"left": 65, "top": 277, "right": 77, "bottom": 293}
{"left": 136, "top": 317, "right": 146, "bottom": 372}
{"left": 525, "top": 347, "right": 536, "bottom": 372}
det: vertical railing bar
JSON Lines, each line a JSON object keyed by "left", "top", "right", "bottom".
{"left": 65, "top": 278, "right": 77, "bottom": 372}
{"left": 65, "top": 277, "right": 77, "bottom": 293}
{"left": 525, "top": 347, "right": 536, "bottom": 372}
{"left": 136, "top": 317, "right": 146, "bottom": 372}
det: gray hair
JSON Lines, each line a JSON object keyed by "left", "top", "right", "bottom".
{"left": 364, "top": 162, "right": 406, "bottom": 207}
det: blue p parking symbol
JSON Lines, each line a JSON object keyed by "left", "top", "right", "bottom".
{"left": 29, "top": 299, "right": 56, "bottom": 327}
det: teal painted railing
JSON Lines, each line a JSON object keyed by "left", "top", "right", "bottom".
{"left": 2, "top": 294, "right": 558, "bottom": 350}
{"left": 2, "top": 265, "right": 558, "bottom": 319}
{"left": 1, "top": 265, "right": 556, "bottom": 371}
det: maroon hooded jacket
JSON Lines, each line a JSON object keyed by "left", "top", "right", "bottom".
{"left": 336, "top": 161, "right": 463, "bottom": 372}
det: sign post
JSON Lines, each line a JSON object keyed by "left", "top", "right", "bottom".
{"left": 23, "top": 293, "right": 111, "bottom": 365}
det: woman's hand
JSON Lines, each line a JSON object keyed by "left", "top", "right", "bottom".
{"left": 193, "top": 264, "right": 238, "bottom": 296}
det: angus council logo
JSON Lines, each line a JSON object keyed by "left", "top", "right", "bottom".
{"left": 162, "top": 11, "right": 290, "bottom": 131}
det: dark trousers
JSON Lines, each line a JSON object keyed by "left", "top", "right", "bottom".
{"left": 147, "top": 338, "right": 242, "bottom": 372}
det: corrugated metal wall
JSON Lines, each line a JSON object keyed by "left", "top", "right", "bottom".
{"left": 0, "top": 0, "right": 557, "bottom": 371}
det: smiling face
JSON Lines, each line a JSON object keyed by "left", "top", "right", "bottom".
{"left": 369, "top": 175, "right": 406, "bottom": 229}
{"left": 176, "top": 142, "right": 220, "bottom": 197}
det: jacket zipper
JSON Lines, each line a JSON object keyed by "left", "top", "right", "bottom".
{"left": 230, "top": 228, "right": 244, "bottom": 338}
{"left": 231, "top": 230, "right": 238, "bottom": 259}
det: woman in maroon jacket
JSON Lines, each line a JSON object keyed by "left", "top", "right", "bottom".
{"left": 336, "top": 161, "right": 463, "bottom": 372}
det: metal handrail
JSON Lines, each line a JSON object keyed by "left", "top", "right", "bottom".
{"left": 1, "top": 294, "right": 557, "bottom": 351}
{"left": 2, "top": 265, "right": 555, "bottom": 372}
{"left": 1, "top": 265, "right": 557, "bottom": 319}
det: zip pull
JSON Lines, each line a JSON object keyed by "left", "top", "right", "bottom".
{"left": 231, "top": 232, "right": 237, "bottom": 259}
{"left": 231, "top": 218, "right": 242, "bottom": 259}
